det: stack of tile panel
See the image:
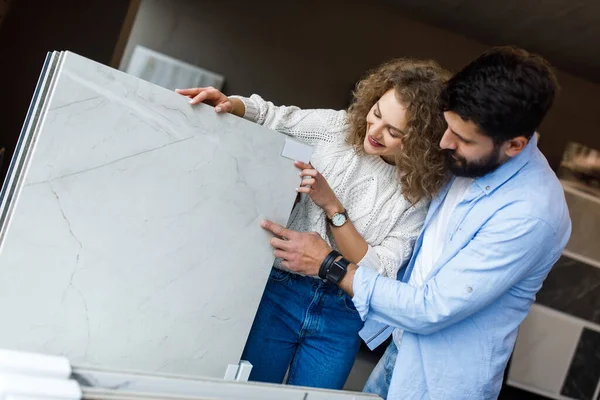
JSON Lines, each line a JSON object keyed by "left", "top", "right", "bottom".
{"left": 0, "top": 51, "right": 307, "bottom": 379}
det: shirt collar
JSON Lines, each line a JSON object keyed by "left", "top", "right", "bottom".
{"left": 473, "top": 133, "right": 538, "bottom": 195}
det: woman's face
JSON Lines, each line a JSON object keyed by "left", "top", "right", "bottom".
{"left": 363, "top": 89, "right": 407, "bottom": 163}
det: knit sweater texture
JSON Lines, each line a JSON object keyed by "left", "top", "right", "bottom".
{"left": 233, "top": 94, "right": 428, "bottom": 278}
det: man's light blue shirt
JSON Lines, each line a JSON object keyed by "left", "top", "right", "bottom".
{"left": 353, "top": 137, "right": 571, "bottom": 399}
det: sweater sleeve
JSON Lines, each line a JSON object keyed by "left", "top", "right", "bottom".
{"left": 229, "top": 94, "right": 348, "bottom": 146}
{"left": 357, "top": 198, "right": 429, "bottom": 278}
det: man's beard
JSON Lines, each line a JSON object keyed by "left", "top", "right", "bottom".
{"left": 443, "top": 146, "right": 503, "bottom": 178}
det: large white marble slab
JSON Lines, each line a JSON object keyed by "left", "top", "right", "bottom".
{"left": 74, "top": 367, "right": 381, "bottom": 400}
{"left": 0, "top": 51, "right": 306, "bottom": 379}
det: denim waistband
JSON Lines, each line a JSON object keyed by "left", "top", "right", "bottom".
{"left": 273, "top": 267, "right": 346, "bottom": 296}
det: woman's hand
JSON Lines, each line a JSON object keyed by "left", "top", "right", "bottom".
{"left": 295, "top": 161, "right": 343, "bottom": 217}
{"left": 175, "top": 87, "right": 241, "bottom": 115}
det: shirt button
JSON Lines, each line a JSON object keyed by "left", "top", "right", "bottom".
{"left": 466, "top": 286, "right": 473, "bottom": 293}
{"left": 485, "top": 186, "right": 490, "bottom": 191}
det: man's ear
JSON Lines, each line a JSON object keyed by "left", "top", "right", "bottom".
{"left": 503, "top": 136, "right": 529, "bottom": 158}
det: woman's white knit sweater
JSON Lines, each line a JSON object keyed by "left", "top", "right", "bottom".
{"left": 233, "top": 94, "right": 428, "bottom": 278}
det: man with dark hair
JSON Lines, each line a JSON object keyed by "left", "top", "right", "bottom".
{"left": 440, "top": 46, "right": 559, "bottom": 178}
{"left": 260, "top": 46, "right": 571, "bottom": 399}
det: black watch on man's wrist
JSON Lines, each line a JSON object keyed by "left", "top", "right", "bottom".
{"left": 325, "top": 256, "right": 350, "bottom": 284}
{"left": 319, "top": 250, "right": 341, "bottom": 280}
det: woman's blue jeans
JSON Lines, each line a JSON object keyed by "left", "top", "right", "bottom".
{"left": 241, "top": 267, "right": 364, "bottom": 389}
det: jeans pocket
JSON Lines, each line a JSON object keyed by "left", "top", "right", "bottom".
{"left": 268, "top": 268, "right": 292, "bottom": 284}
{"left": 342, "top": 293, "right": 358, "bottom": 313}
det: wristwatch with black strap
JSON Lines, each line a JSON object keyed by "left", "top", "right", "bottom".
{"left": 318, "top": 249, "right": 350, "bottom": 284}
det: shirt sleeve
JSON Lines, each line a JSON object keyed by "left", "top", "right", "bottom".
{"left": 352, "top": 212, "right": 558, "bottom": 334}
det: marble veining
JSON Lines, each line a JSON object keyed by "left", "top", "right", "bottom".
{"left": 561, "top": 328, "right": 600, "bottom": 400}
{"left": 0, "top": 52, "right": 306, "bottom": 379}
{"left": 536, "top": 255, "right": 600, "bottom": 324}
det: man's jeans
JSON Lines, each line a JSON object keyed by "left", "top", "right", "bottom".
{"left": 364, "top": 339, "right": 398, "bottom": 399}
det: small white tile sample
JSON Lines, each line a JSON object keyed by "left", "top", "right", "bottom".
{"left": 281, "top": 138, "right": 313, "bottom": 163}
{"left": 0, "top": 52, "right": 306, "bottom": 379}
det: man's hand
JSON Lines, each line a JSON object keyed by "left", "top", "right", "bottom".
{"left": 261, "top": 220, "right": 331, "bottom": 276}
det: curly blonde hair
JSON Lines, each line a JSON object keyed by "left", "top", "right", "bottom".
{"left": 346, "top": 59, "right": 451, "bottom": 203}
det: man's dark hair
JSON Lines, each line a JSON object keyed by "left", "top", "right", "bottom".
{"left": 441, "top": 46, "right": 559, "bottom": 143}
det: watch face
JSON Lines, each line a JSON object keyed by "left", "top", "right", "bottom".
{"left": 332, "top": 213, "right": 346, "bottom": 226}
{"left": 326, "top": 259, "right": 349, "bottom": 283}
{"left": 327, "top": 263, "right": 345, "bottom": 283}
